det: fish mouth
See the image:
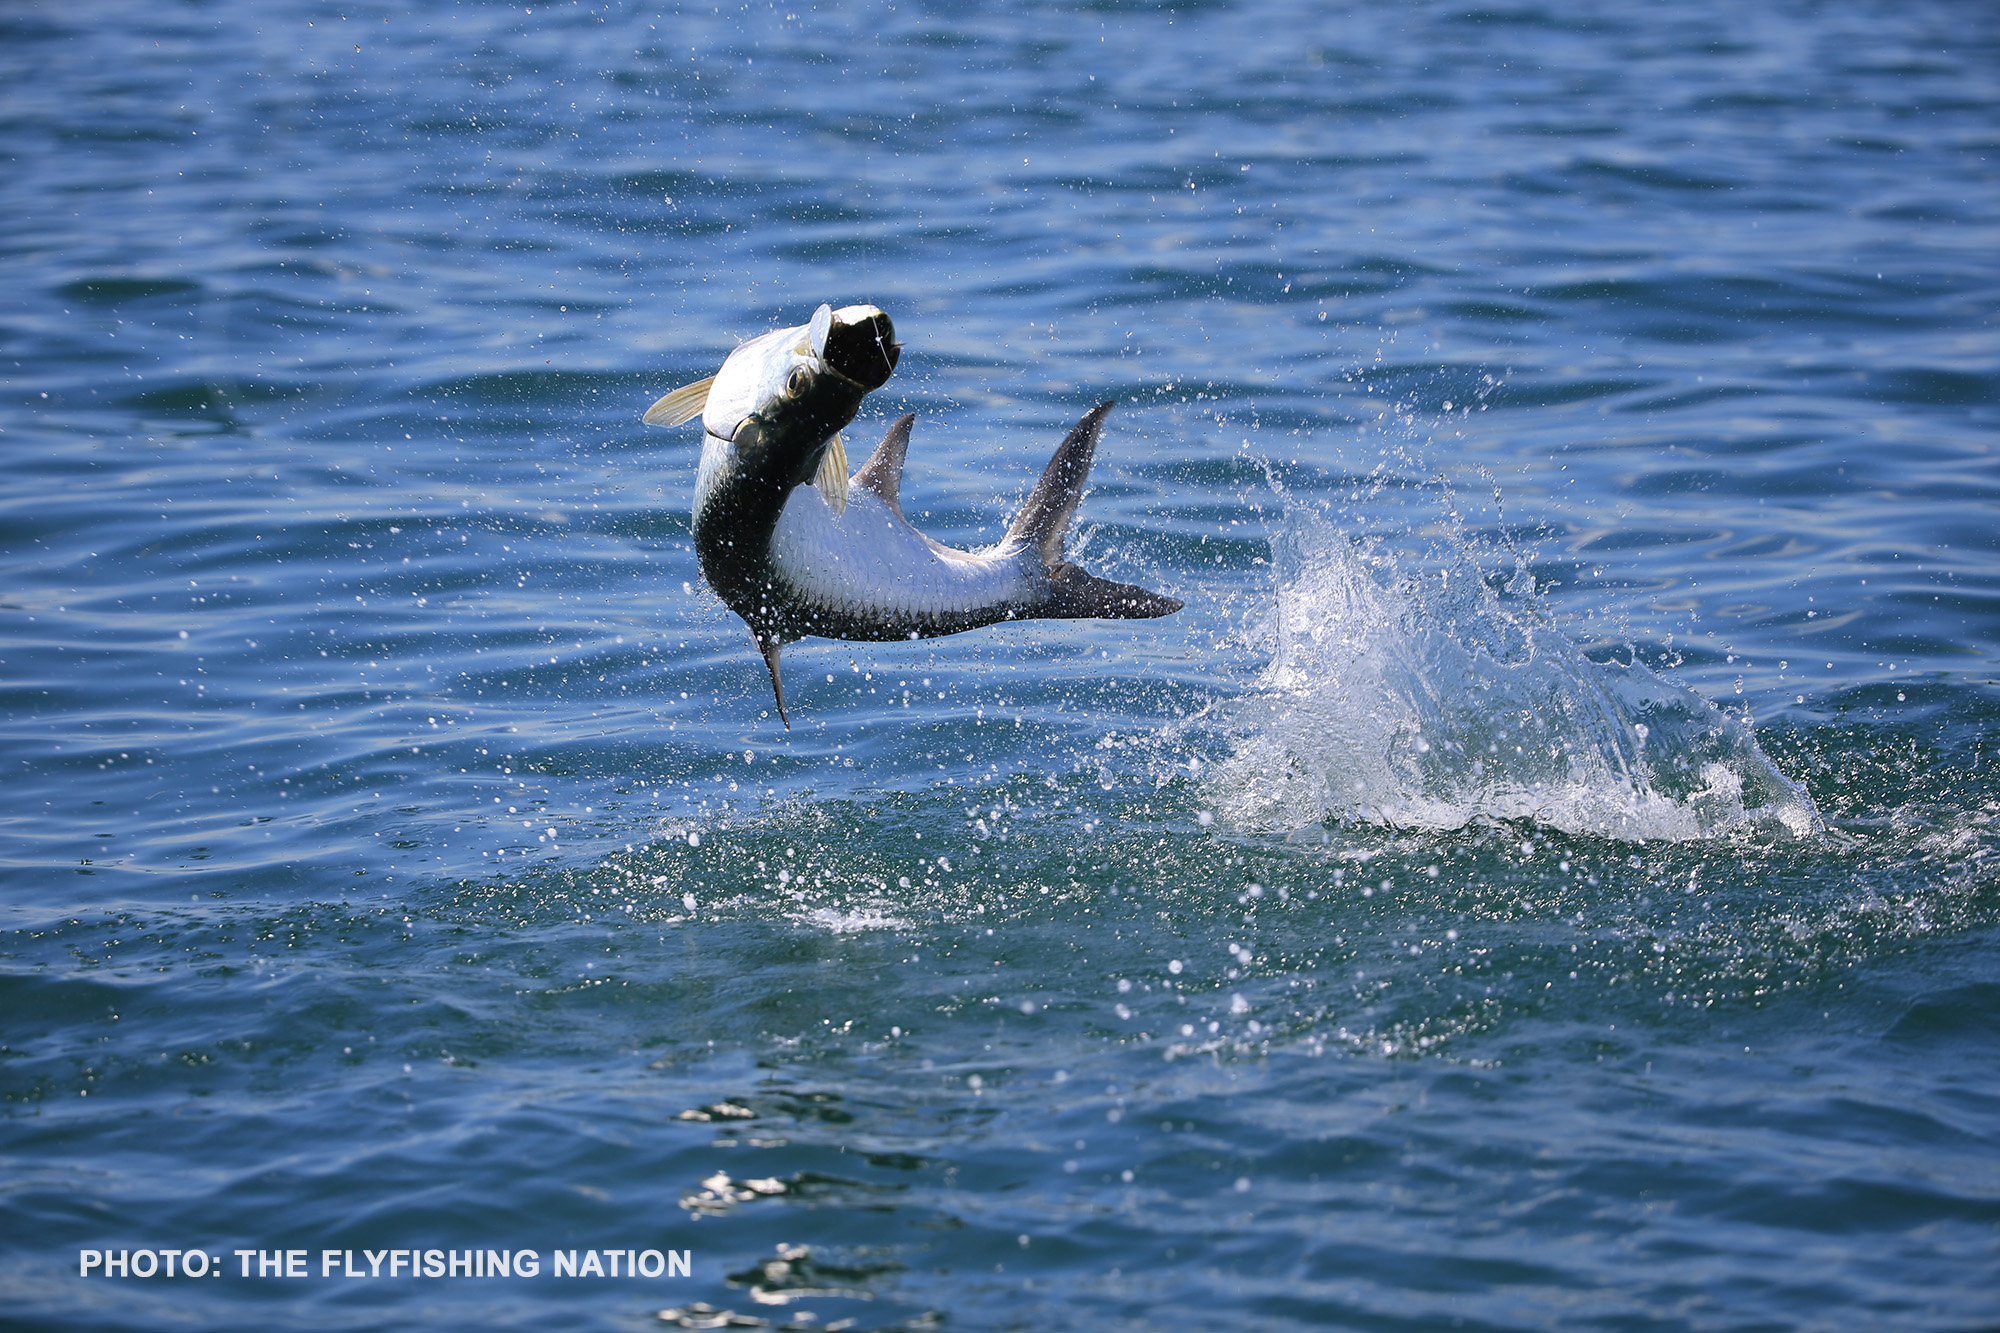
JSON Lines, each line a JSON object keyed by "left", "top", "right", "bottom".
{"left": 696, "top": 304, "right": 901, "bottom": 443}
{"left": 820, "top": 305, "right": 900, "bottom": 390}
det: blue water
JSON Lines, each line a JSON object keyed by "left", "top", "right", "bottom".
{"left": 4, "top": 1, "right": 1998, "bottom": 1328}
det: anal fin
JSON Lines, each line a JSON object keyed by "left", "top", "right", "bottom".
{"left": 854, "top": 414, "right": 915, "bottom": 516}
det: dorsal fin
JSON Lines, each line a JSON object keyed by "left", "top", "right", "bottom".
{"left": 757, "top": 633, "right": 790, "bottom": 728}
{"left": 643, "top": 375, "right": 715, "bottom": 427}
{"left": 854, "top": 414, "right": 916, "bottom": 517}
{"left": 1004, "top": 400, "right": 1115, "bottom": 564}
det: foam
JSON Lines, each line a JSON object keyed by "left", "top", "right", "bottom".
{"left": 1206, "top": 511, "right": 1823, "bottom": 843}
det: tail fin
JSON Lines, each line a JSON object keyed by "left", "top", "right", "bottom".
{"left": 1007, "top": 401, "right": 1182, "bottom": 622}
{"left": 1043, "top": 563, "right": 1182, "bottom": 620}
{"left": 1005, "top": 400, "right": 1115, "bottom": 563}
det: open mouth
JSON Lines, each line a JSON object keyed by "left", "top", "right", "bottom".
{"left": 821, "top": 305, "right": 901, "bottom": 390}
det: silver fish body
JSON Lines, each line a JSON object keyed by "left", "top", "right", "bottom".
{"left": 645, "top": 303, "right": 1180, "bottom": 724}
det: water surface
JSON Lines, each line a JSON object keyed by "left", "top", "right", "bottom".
{"left": 3, "top": 1, "right": 1998, "bottom": 1328}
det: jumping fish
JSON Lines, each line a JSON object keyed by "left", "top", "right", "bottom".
{"left": 644, "top": 303, "right": 1181, "bottom": 725}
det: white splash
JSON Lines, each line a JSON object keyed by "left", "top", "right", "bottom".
{"left": 1207, "top": 511, "right": 1822, "bottom": 843}
{"left": 801, "top": 904, "right": 909, "bottom": 934}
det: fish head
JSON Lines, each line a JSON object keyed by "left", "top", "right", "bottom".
{"left": 701, "top": 303, "right": 900, "bottom": 491}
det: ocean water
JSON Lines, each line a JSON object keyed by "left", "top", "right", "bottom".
{"left": 3, "top": 0, "right": 1998, "bottom": 1328}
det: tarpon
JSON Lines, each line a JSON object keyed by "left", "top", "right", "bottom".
{"left": 643, "top": 303, "right": 1181, "bottom": 725}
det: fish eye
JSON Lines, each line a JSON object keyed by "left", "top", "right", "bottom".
{"left": 785, "top": 366, "right": 812, "bottom": 398}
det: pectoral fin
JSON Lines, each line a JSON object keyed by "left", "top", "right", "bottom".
{"left": 643, "top": 376, "right": 715, "bottom": 427}
{"left": 813, "top": 433, "right": 850, "bottom": 515}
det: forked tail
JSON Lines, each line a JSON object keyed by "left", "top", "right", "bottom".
{"left": 1007, "top": 401, "right": 1182, "bottom": 620}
